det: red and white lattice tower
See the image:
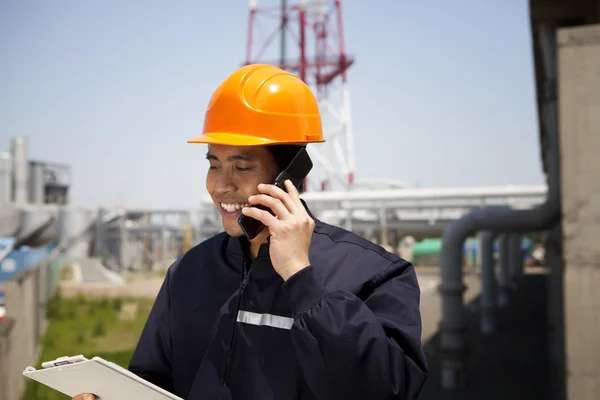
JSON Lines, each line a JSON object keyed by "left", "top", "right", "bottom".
{"left": 245, "top": 0, "right": 355, "bottom": 191}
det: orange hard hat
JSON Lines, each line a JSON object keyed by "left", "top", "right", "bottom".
{"left": 187, "top": 64, "right": 324, "bottom": 146}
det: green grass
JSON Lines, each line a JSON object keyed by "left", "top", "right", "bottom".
{"left": 23, "top": 292, "right": 154, "bottom": 400}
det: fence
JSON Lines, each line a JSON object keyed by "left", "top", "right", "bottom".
{"left": 0, "top": 249, "right": 63, "bottom": 400}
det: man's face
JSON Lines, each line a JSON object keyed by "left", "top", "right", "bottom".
{"left": 205, "top": 144, "right": 279, "bottom": 236}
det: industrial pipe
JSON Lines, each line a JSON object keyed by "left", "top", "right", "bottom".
{"left": 480, "top": 231, "right": 498, "bottom": 334}
{"left": 437, "top": 23, "right": 561, "bottom": 390}
{"left": 301, "top": 184, "right": 547, "bottom": 202}
{"left": 509, "top": 234, "right": 523, "bottom": 280}
{"left": 0, "top": 206, "right": 22, "bottom": 238}
{"left": 15, "top": 206, "right": 58, "bottom": 248}
{"left": 0, "top": 205, "right": 55, "bottom": 264}
{"left": 199, "top": 185, "right": 546, "bottom": 208}
{"left": 497, "top": 234, "right": 510, "bottom": 307}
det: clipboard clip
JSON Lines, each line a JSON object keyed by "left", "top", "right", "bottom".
{"left": 41, "top": 355, "right": 88, "bottom": 369}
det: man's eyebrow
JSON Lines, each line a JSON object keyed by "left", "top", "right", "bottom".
{"left": 227, "top": 154, "right": 253, "bottom": 161}
{"left": 205, "top": 152, "right": 254, "bottom": 161}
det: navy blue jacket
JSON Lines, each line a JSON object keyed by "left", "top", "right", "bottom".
{"left": 128, "top": 207, "right": 428, "bottom": 399}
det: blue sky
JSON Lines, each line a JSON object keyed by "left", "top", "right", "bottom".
{"left": 0, "top": 0, "right": 542, "bottom": 209}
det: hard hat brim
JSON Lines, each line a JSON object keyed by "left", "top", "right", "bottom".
{"left": 187, "top": 132, "right": 325, "bottom": 146}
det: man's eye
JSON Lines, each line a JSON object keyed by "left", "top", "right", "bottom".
{"left": 237, "top": 167, "right": 252, "bottom": 172}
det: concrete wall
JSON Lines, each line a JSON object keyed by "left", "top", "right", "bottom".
{"left": 0, "top": 258, "right": 54, "bottom": 400}
{"left": 557, "top": 23, "right": 600, "bottom": 400}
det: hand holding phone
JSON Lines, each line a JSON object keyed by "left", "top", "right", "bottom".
{"left": 238, "top": 147, "right": 313, "bottom": 240}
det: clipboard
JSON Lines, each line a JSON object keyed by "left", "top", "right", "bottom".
{"left": 23, "top": 355, "right": 183, "bottom": 400}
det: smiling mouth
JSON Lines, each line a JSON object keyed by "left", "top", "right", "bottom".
{"left": 220, "top": 202, "right": 250, "bottom": 213}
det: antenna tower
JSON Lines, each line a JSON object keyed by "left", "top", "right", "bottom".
{"left": 245, "top": 0, "right": 355, "bottom": 191}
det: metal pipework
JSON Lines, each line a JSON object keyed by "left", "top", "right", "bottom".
{"left": 15, "top": 205, "right": 58, "bottom": 248}
{"left": 509, "top": 234, "right": 523, "bottom": 280}
{"left": 437, "top": 23, "right": 561, "bottom": 390}
{"left": 497, "top": 234, "right": 510, "bottom": 308}
{"left": 480, "top": 231, "right": 498, "bottom": 334}
{"left": 0, "top": 206, "right": 22, "bottom": 238}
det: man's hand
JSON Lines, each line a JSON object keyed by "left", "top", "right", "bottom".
{"left": 242, "top": 180, "right": 313, "bottom": 280}
{"left": 72, "top": 394, "right": 96, "bottom": 400}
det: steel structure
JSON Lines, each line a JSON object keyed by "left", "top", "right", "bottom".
{"left": 245, "top": 0, "right": 355, "bottom": 191}
{"left": 198, "top": 184, "right": 547, "bottom": 237}
{"left": 0, "top": 135, "right": 547, "bottom": 280}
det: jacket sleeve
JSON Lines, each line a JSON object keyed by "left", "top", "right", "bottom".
{"left": 128, "top": 261, "right": 176, "bottom": 393}
{"left": 281, "top": 260, "right": 428, "bottom": 400}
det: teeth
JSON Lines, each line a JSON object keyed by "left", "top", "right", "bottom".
{"left": 220, "top": 203, "right": 250, "bottom": 212}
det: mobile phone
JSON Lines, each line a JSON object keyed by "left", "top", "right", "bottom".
{"left": 238, "top": 147, "right": 313, "bottom": 240}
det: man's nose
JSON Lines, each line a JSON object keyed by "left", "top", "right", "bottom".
{"left": 214, "top": 172, "right": 236, "bottom": 194}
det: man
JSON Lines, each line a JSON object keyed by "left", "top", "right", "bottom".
{"left": 74, "top": 64, "right": 428, "bottom": 400}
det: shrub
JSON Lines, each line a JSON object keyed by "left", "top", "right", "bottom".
{"left": 92, "top": 320, "right": 107, "bottom": 337}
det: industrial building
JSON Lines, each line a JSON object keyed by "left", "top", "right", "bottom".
{"left": 0, "top": 134, "right": 544, "bottom": 277}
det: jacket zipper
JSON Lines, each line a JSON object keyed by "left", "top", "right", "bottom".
{"left": 221, "top": 259, "right": 249, "bottom": 386}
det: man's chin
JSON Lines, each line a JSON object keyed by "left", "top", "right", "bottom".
{"left": 222, "top": 222, "right": 244, "bottom": 237}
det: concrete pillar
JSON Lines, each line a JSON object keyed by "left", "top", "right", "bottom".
{"left": 4, "top": 268, "right": 37, "bottom": 398}
{"left": 546, "top": 222, "right": 566, "bottom": 400}
{"left": 557, "top": 23, "right": 600, "bottom": 399}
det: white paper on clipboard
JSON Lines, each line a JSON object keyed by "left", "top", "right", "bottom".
{"left": 23, "top": 355, "right": 183, "bottom": 400}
